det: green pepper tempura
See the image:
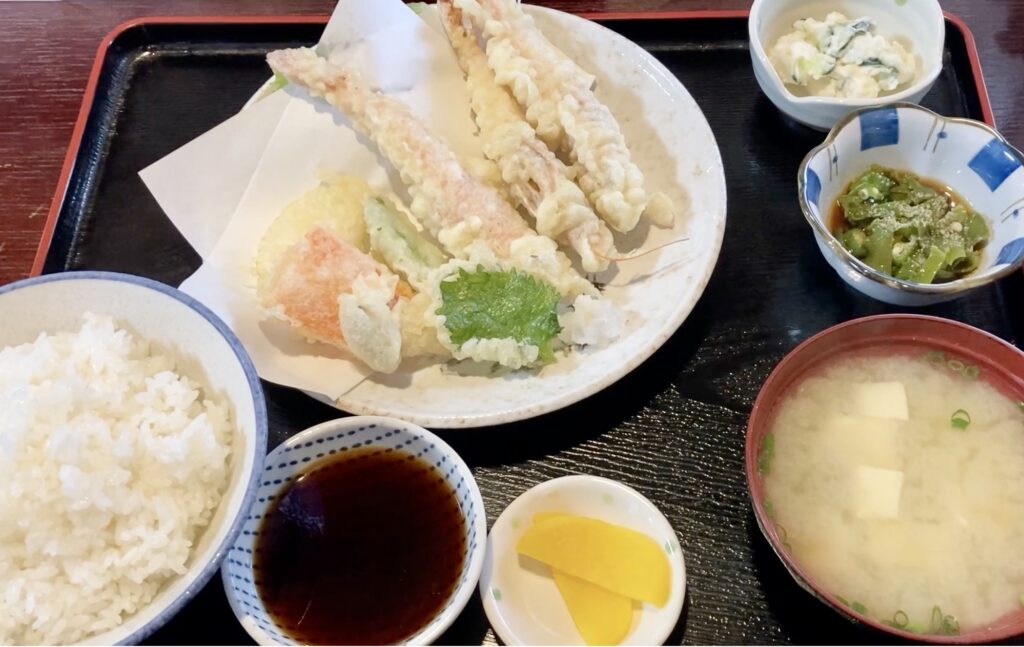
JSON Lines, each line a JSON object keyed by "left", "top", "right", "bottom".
{"left": 832, "top": 166, "right": 989, "bottom": 283}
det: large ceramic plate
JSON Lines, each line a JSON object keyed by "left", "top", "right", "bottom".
{"left": 256, "top": 6, "right": 726, "bottom": 428}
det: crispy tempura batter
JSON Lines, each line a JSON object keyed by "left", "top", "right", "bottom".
{"left": 452, "top": 0, "right": 591, "bottom": 149}
{"left": 266, "top": 47, "right": 596, "bottom": 298}
{"left": 455, "top": 0, "right": 670, "bottom": 233}
{"left": 439, "top": 0, "right": 614, "bottom": 273}
{"left": 259, "top": 226, "right": 407, "bottom": 372}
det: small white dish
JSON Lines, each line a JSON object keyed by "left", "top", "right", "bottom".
{"left": 222, "top": 416, "right": 487, "bottom": 645}
{"left": 749, "top": 0, "right": 944, "bottom": 130}
{"left": 480, "top": 475, "right": 685, "bottom": 646}
{"left": 0, "top": 271, "right": 267, "bottom": 645}
{"left": 799, "top": 102, "right": 1024, "bottom": 305}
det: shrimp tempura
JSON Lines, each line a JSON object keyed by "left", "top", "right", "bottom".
{"left": 266, "top": 47, "right": 596, "bottom": 298}
{"left": 455, "top": 0, "right": 672, "bottom": 233}
{"left": 439, "top": 0, "right": 614, "bottom": 273}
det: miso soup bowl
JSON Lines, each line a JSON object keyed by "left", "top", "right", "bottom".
{"left": 799, "top": 103, "right": 1024, "bottom": 306}
{"left": 746, "top": 314, "right": 1024, "bottom": 644}
{"left": 749, "top": 0, "right": 944, "bottom": 130}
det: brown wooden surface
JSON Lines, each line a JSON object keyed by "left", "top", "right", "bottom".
{"left": 1, "top": 0, "right": 1022, "bottom": 286}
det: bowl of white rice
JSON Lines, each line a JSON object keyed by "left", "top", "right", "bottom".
{"left": 0, "top": 271, "right": 267, "bottom": 645}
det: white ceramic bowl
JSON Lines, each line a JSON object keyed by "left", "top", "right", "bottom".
{"left": 0, "top": 271, "right": 268, "bottom": 644}
{"left": 222, "top": 416, "right": 487, "bottom": 645}
{"left": 799, "top": 103, "right": 1024, "bottom": 305}
{"left": 479, "top": 475, "right": 686, "bottom": 646}
{"left": 749, "top": 0, "right": 944, "bottom": 130}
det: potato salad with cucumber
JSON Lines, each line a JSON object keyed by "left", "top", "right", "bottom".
{"left": 769, "top": 12, "right": 917, "bottom": 99}
{"left": 832, "top": 166, "right": 990, "bottom": 284}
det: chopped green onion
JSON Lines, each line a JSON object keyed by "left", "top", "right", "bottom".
{"left": 852, "top": 601, "right": 867, "bottom": 614}
{"left": 775, "top": 523, "right": 788, "bottom": 543}
{"left": 943, "top": 615, "right": 959, "bottom": 635}
{"left": 764, "top": 500, "right": 775, "bottom": 520}
{"left": 836, "top": 595, "right": 850, "bottom": 607}
{"left": 1019, "top": 593, "right": 1024, "bottom": 607}
{"left": 950, "top": 409, "right": 971, "bottom": 430}
{"left": 930, "top": 605, "right": 960, "bottom": 636}
{"left": 758, "top": 433, "right": 775, "bottom": 475}
{"left": 924, "top": 350, "right": 945, "bottom": 364}
{"left": 962, "top": 364, "right": 980, "bottom": 379}
{"left": 892, "top": 610, "right": 909, "bottom": 628}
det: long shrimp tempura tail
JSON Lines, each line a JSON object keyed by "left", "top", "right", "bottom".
{"left": 452, "top": 0, "right": 592, "bottom": 149}
{"left": 267, "top": 47, "right": 596, "bottom": 298}
{"left": 439, "top": 0, "right": 614, "bottom": 273}
{"left": 456, "top": 0, "right": 668, "bottom": 234}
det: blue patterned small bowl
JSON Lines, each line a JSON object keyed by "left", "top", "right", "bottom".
{"left": 221, "top": 416, "right": 486, "bottom": 645}
{"left": 799, "top": 103, "right": 1024, "bottom": 305}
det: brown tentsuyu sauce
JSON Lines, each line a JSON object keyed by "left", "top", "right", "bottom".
{"left": 254, "top": 447, "right": 466, "bottom": 645}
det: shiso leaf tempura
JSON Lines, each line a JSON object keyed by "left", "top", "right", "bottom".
{"left": 436, "top": 266, "right": 562, "bottom": 367}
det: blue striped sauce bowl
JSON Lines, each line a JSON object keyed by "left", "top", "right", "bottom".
{"left": 221, "top": 416, "right": 486, "bottom": 645}
{"left": 798, "top": 103, "right": 1024, "bottom": 306}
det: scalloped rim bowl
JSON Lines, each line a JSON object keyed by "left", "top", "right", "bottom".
{"left": 745, "top": 314, "right": 1024, "bottom": 644}
{"left": 799, "top": 102, "right": 1024, "bottom": 305}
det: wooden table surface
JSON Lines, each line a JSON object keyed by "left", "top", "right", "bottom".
{"left": 0, "top": 0, "right": 1022, "bottom": 286}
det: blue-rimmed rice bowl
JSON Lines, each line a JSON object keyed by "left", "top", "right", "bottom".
{"left": 0, "top": 271, "right": 268, "bottom": 644}
{"left": 799, "top": 103, "right": 1024, "bottom": 305}
{"left": 222, "top": 416, "right": 486, "bottom": 645}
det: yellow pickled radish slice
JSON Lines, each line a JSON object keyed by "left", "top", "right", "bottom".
{"left": 517, "top": 513, "right": 671, "bottom": 607}
{"left": 552, "top": 568, "right": 633, "bottom": 646}
{"left": 533, "top": 511, "right": 572, "bottom": 524}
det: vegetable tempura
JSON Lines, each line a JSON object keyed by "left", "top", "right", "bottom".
{"left": 266, "top": 47, "right": 596, "bottom": 299}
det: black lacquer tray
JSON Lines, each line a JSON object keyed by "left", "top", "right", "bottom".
{"left": 32, "top": 10, "right": 1024, "bottom": 645}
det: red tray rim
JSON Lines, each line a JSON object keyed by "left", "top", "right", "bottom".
{"left": 28, "top": 9, "right": 994, "bottom": 277}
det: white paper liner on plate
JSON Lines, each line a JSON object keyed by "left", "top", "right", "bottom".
{"left": 142, "top": 0, "right": 486, "bottom": 400}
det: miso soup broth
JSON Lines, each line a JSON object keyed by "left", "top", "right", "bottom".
{"left": 762, "top": 352, "right": 1024, "bottom": 635}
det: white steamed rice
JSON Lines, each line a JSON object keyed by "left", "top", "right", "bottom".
{"left": 0, "top": 312, "right": 233, "bottom": 645}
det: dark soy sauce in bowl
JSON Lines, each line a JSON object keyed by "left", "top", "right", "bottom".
{"left": 254, "top": 447, "right": 467, "bottom": 645}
